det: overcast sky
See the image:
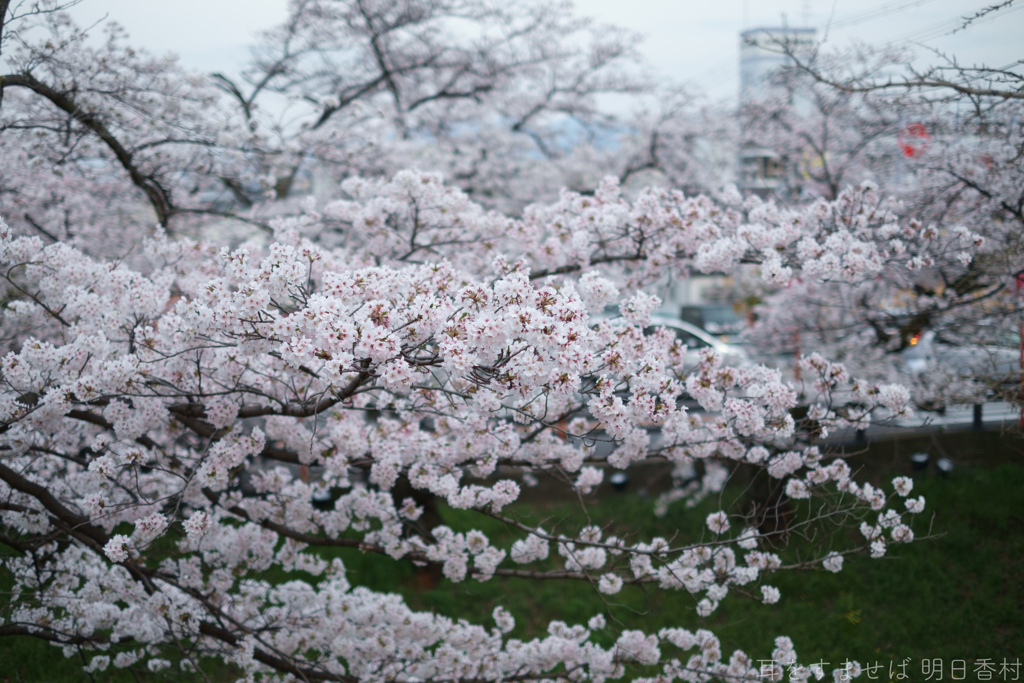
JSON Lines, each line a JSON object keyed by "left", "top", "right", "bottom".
{"left": 68, "top": 0, "right": 1024, "bottom": 102}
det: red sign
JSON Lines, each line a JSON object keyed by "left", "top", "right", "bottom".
{"left": 898, "top": 123, "right": 931, "bottom": 158}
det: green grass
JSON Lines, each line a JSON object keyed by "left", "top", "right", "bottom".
{"left": 2, "top": 459, "right": 1022, "bottom": 681}
{"left": 399, "top": 463, "right": 1024, "bottom": 666}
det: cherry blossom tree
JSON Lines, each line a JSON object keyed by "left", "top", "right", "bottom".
{"left": 736, "top": 42, "right": 1024, "bottom": 407}
{"left": 0, "top": 171, "right": 954, "bottom": 681}
{"left": 0, "top": 0, "right": 717, "bottom": 245}
{"left": 0, "top": 2, "right": 1010, "bottom": 680}
{"left": 207, "top": 0, "right": 661, "bottom": 212}
{"left": 0, "top": 1, "right": 255, "bottom": 248}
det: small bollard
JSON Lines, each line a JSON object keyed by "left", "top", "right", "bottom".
{"left": 973, "top": 404, "right": 983, "bottom": 430}
{"left": 311, "top": 487, "right": 335, "bottom": 511}
{"left": 609, "top": 472, "right": 629, "bottom": 492}
{"left": 910, "top": 452, "right": 930, "bottom": 473}
{"left": 936, "top": 457, "right": 954, "bottom": 477}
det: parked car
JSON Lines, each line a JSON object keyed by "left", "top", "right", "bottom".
{"left": 900, "top": 329, "right": 1021, "bottom": 384}
{"left": 645, "top": 315, "right": 752, "bottom": 368}
{"left": 680, "top": 304, "right": 747, "bottom": 342}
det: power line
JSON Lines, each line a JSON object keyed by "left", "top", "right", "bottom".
{"left": 895, "top": 1, "right": 1024, "bottom": 43}
{"left": 688, "top": 0, "right": 931, "bottom": 95}
{"left": 682, "top": 0, "right": 1021, "bottom": 98}
{"left": 829, "top": 0, "right": 942, "bottom": 29}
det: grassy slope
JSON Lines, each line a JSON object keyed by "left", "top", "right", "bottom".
{"left": 2, "top": 460, "right": 1022, "bottom": 682}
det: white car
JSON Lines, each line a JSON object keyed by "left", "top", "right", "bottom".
{"left": 901, "top": 330, "right": 1021, "bottom": 385}
{"left": 645, "top": 315, "right": 752, "bottom": 368}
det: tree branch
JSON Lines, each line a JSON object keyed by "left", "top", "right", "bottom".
{"left": 0, "top": 72, "right": 175, "bottom": 225}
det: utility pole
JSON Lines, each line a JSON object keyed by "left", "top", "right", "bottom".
{"left": 1017, "top": 271, "right": 1024, "bottom": 428}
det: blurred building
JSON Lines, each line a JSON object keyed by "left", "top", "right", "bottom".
{"left": 739, "top": 26, "right": 817, "bottom": 106}
{"left": 662, "top": 26, "right": 820, "bottom": 310}
{"left": 738, "top": 26, "right": 817, "bottom": 196}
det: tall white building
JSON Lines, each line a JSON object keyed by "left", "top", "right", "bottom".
{"left": 739, "top": 26, "right": 818, "bottom": 106}
{"left": 663, "top": 26, "right": 822, "bottom": 309}
{"left": 738, "top": 26, "right": 817, "bottom": 195}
